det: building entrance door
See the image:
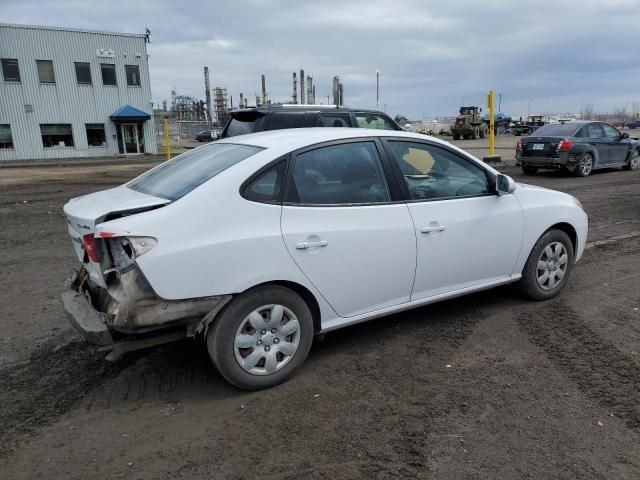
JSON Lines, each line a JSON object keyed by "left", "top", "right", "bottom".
{"left": 120, "top": 123, "right": 140, "bottom": 154}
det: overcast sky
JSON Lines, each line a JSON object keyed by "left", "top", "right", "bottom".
{"left": 4, "top": 0, "right": 640, "bottom": 119}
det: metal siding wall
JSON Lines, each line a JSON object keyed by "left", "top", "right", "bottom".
{"left": 0, "top": 24, "right": 156, "bottom": 161}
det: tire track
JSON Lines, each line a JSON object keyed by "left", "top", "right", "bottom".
{"left": 516, "top": 301, "right": 640, "bottom": 430}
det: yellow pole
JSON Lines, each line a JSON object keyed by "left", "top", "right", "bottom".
{"left": 163, "top": 117, "right": 171, "bottom": 160}
{"left": 489, "top": 90, "right": 495, "bottom": 156}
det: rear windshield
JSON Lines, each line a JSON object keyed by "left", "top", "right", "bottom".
{"left": 224, "top": 112, "right": 266, "bottom": 137}
{"left": 533, "top": 123, "right": 581, "bottom": 136}
{"left": 128, "top": 143, "right": 262, "bottom": 200}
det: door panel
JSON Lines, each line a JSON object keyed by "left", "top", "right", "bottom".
{"left": 408, "top": 195, "right": 524, "bottom": 300}
{"left": 586, "top": 123, "right": 609, "bottom": 165}
{"left": 602, "top": 123, "right": 628, "bottom": 164}
{"left": 281, "top": 205, "right": 416, "bottom": 317}
{"left": 281, "top": 140, "right": 415, "bottom": 317}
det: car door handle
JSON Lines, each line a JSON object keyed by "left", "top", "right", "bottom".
{"left": 421, "top": 225, "right": 446, "bottom": 233}
{"left": 295, "top": 240, "right": 329, "bottom": 249}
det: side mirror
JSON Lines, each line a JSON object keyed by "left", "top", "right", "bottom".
{"left": 496, "top": 174, "right": 516, "bottom": 195}
{"left": 621, "top": 132, "right": 629, "bottom": 139}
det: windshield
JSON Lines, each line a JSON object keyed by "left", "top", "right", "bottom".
{"left": 533, "top": 123, "right": 581, "bottom": 136}
{"left": 128, "top": 143, "right": 262, "bottom": 200}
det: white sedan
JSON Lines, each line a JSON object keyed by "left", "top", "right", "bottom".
{"left": 63, "top": 128, "right": 588, "bottom": 389}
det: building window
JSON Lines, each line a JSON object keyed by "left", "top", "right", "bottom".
{"left": 74, "top": 62, "right": 92, "bottom": 85}
{"left": 0, "top": 125, "right": 14, "bottom": 149}
{"left": 40, "top": 124, "right": 74, "bottom": 148}
{"left": 86, "top": 124, "right": 106, "bottom": 147}
{"left": 101, "top": 63, "right": 117, "bottom": 85}
{"left": 1, "top": 58, "right": 20, "bottom": 82}
{"left": 36, "top": 60, "right": 55, "bottom": 84}
{"left": 125, "top": 65, "right": 140, "bottom": 86}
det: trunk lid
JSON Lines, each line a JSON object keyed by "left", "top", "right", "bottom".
{"left": 63, "top": 185, "right": 169, "bottom": 285}
{"left": 520, "top": 136, "right": 565, "bottom": 156}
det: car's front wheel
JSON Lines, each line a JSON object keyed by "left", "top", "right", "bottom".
{"left": 623, "top": 149, "right": 638, "bottom": 171}
{"left": 519, "top": 229, "right": 575, "bottom": 301}
{"left": 207, "top": 285, "right": 314, "bottom": 390}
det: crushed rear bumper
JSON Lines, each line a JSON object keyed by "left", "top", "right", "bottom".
{"left": 62, "top": 271, "right": 113, "bottom": 346}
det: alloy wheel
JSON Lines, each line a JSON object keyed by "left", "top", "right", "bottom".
{"left": 631, "top": 151, "right": 638, "bottom": 170}
{"left": 536, "top": 242, "right": 569, "bottom": 291}
{"left": 580, "top": 154, "right": 593, "bottom": 175}
{"left": 234, "top": 304, "right": 301, "bottom": 375}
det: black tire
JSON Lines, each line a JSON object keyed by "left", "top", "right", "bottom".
{"left": 519, "top": 229, "right": 575, "bottom": 301}
{"left": 470, "top": 127, "right": 478, "bottom": 140}
{"left": 452, "top": 133, "right": 460, "bottom": 140}
{"left": 573, "top": 153, "right": 594, "bottom": 177}
{"left": 207, "top": 285, "right": 314, "bottom": 390}
{"left": 623, "top": 149, "right": 638, "bottom": 171}
{"left": 521, "top": 164, "right": 538, "bottom": 175}
{"left": 479, "top": 126, "right": 486, "bottom": 139}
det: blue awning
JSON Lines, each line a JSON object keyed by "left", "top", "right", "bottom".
{"left": 110, "top": 105, "right": 151, "bottom": 122}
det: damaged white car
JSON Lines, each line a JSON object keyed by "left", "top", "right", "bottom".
{"left": 63, "top": 128, "right": 588, "bottom": 389}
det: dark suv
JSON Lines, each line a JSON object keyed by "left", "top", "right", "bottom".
{"left": 221, "top": 105, "right": 402, "bottom": 139}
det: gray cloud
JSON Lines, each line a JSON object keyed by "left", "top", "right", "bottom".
{"left": 3, "top": 0, "right": 640, "bottom": 118}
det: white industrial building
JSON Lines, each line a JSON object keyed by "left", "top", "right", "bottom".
{"left": 0, "top": 23, "right": 156, "bottom": 161}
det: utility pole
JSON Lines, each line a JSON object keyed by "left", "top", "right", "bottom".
{"left": 376, "top": 69, "right": 379, "bottom": 109}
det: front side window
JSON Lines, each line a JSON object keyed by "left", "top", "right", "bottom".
{"left": 40, "top": 124, "right": 74, "bottom": 148}
{"left": 0, "top": 124, "right": 14, "bottom": 149}
{"left": 101, "top": 63, "right": 117, "bottom": 85}
{"left": 242, "top": 161, "right": 286, "bottom": 203}
{"left": 125, "top": 65, "right": 140, "bottom": 86}
{"left": 75, "top": 62, "right": 92, "bottom": 85}
{"left": 86, "top": 124, "right": 106, "bottom": 146}
{"left": 266, "top": 112, "right": 306, "bottom": 131}
{"left": 318, "top": 113, "right": 351, "bottom": 127}
{"left": 128, "top": 143, "right": 262, "bottom": 200}
{"left": 1, "top": 58, "right": 20, "bottom": 82}
{"left": 355, "top": 112, "right": 397, "bottom": 130}
{"left": 36, "top": 60, "right": 55, "bottom": 84}
{"left": 602, "top": 123, "right": 620, "bottom": 139}
{"left": 288, "top": 141, "right": 390, "bottom": 205}
{"left": 386, "top": 141, "right": 490, "bottom": 201}
{"left": 587, "top": 123, "right": 605, "bottom": 138}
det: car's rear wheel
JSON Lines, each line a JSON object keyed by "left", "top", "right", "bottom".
{"left": 207, "top": 285, "right": 314, "bottom": 390}
{"left": 521, "top": 164, "right": 538, "bottom": 175}
{"left": 519, "top": 229, "right": 574, "bottom": 301}
{"left": 574, "top": 153, "right": 594, "bottom": 177}
{"left": 623, "top": 149, "right": 638, "bottom": 171}
{"left": 452, "top": 133, "right": 460, "bottom": 140}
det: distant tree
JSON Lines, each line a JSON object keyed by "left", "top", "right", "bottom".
{"left": 394, "top": 114, "right": 411, "bottom": 125}
{"left": 581, "top": 103, "right": 595, "bottom": 120}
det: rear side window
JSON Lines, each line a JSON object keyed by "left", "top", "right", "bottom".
{"left": 225, "top": 112, "right": 266, "bottom": 137}
{"left": 128, "top": 143, "right": 262, "bottom": 200}
{"left": 354, "top": 112, "right": 397, "bottom": 130}
{"left": 266, "top": 112, "right": 306, "bottom": 131}
{"left": 318, "top": 113, "right": 351, "bottom": 127}
{"left": 242, "top": 161, "right": 286, "bottom": 204}
{"left": 587, "top": 123, "right": 605, "bottom": 138}
{"left": 288, "top": 141, "right": 390, "bottom": 205}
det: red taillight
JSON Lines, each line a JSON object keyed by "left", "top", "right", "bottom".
{"left": 82, "top": 234, "right": 100, "bottom": 262}
{"left": 516, "top": 139, "right": 522, "bottom": 150}
{"left": 557, "top": 139, "right": 575, "bottom": 151}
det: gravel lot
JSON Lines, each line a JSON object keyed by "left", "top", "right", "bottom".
{"left": 1, "top": 146, "right": 639, "bottom": 479}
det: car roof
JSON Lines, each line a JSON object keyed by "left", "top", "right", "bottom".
{"left": 216, "top": 127, "right": 453, "bottom": 151}
{"left": 230, "top": 105, "right": 386, "bottom": 114}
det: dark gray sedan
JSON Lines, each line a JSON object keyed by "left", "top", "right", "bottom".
{"left": 516, "top": 121, "right": 639, "bottom": 176}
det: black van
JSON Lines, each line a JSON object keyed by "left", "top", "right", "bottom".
{"left": 221, "top": 104, "right": 402, "bottom": 138}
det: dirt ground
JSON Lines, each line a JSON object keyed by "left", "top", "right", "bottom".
{"left": 1, "top": 149, "right": 640, "bottom": 479}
